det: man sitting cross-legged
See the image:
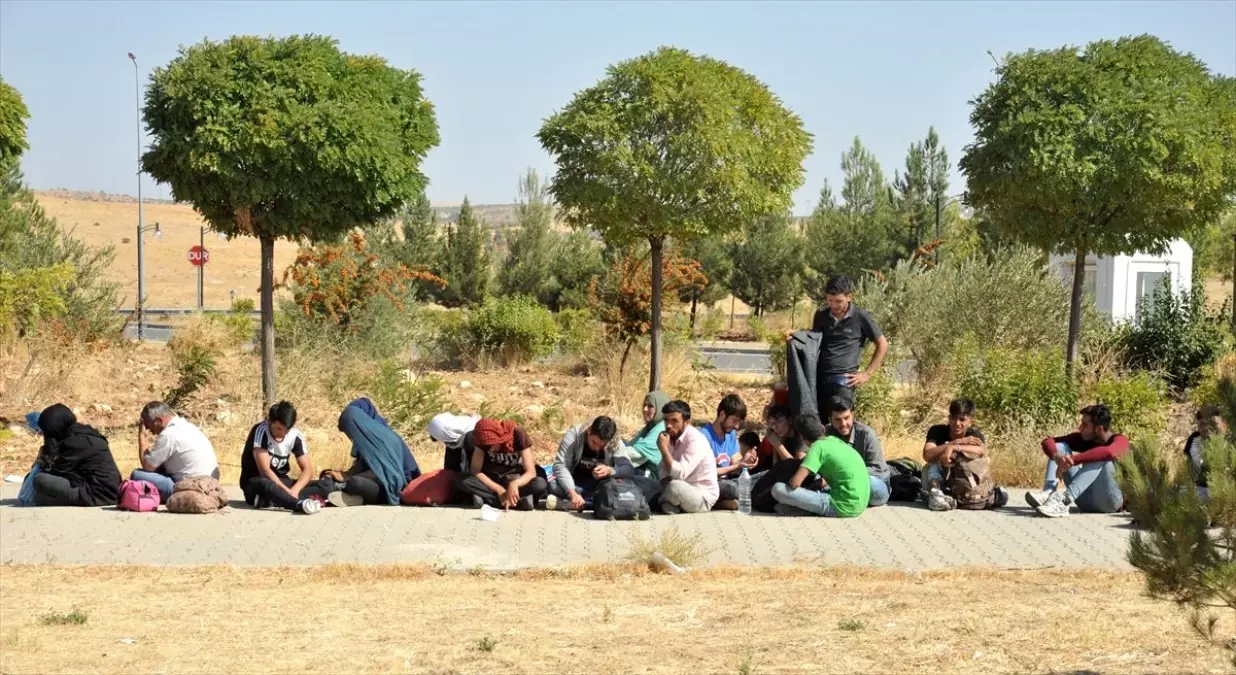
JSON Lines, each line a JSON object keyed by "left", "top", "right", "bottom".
{"left": 547, "top": 416, "right": 659, "bottom": 511}
{"left": 1026, "top": 404, "right": 1128, "bottom": 517}
{"left": 657, "top": 400, "right": 720, "bottom": 514}
{"left": 771, "top": 414, "right": 870, "bottom": 518}
{"left": 822, "top": 396, "right": 891, "bottom": 507}
{"left": 921, "top": 398, "right": 1008, "bottom": 511}
{"left": 702, "top": 394, "right": 754, "bottom": 510}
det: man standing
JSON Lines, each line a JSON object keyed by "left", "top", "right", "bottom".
{"left": 132, "top": 400, "right": 220, "bottom": 503}
{"left": 809, "top": 275, "right": 889, "bottom": 413}
{"left": 657, "top": 401, "right": 720, "bottom": 514}
{"left": 1028, "top": 404, "right": 1128, "bottom": 517}
{"left": 823, "top": 396, "right": 891, "bottom": 507}
{"left": 701, "top": 394, "right": 754, "bottom": 509}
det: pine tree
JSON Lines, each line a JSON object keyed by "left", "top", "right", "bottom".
{"left": 1126, "top": 374, "right": 1236, "bottom": 667}
{"left": 676, "top": 236, "right": 733, "bottom": 330}
{"left": 438, "top": 197, "right": 491, "bottom": 307}
{"left": 497, "top": 169, "right": 558, "bottom": 305}
{"left": 727, "top": 214, "right": 802, "bottom": 317}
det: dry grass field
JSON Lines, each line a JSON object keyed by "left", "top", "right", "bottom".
{"left": 0, "top": 564, "right": 1227, "bottom": 675}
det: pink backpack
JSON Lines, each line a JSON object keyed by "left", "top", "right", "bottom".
{"left": 117, "top": 480, "right": 161, "bottom": 512}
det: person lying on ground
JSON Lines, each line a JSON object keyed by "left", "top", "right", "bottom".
{"left": 326, "top": 399, "right": 419, "bottom": 506}
{"left": 132, "top": 400, "right": 219, "bottom": 504}
{"left": 1027, "top": 404, "right": 1128, "bottom": 517}
{"left": 704, "top": 394, "right": 754, "bottom": 510}
{"left": 657, "top": 400, "right": 719, "bottom": 514}
{"left": 771, "top": 414, "right": 870, "bottom": 518}
{"left": 1185, "top": 405, "right": 1228, "bottom": 500}
{"left": 617, "top": 390, "right": 669, "bottom": 479}
{"left": 823, "top": 396, "right": 891, "bottom": 507}
{"left": 807, "top": 275, "right": 889, "bottom": 411}
{"left": 548, "top": 416, "right": 626, "bottom": 511}
{"left": 239, "top": 401, "right": 324, "bottom": 515}
{"left": 427, "top": 412, "right": 481, "bottom": 473}
{"left": 454, "top": 418, "right": 548, "bottom": 511}
{"left": 29, "top": 403, "right": 121, "bottom": 507}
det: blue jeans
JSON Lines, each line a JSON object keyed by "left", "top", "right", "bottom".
{"left": 129, "top": 469, "right": 176, "bottom": 504}
{"left": 771, "top": 483, "right": 839, "bottom": 517}
{"left": 869, "top": 475, "right": 890, "bottom": 507}
{"left": 1043, "top": 442, "right": 1123, "bottom": 514}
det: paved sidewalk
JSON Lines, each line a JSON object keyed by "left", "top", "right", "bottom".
{"left": 0, "top": 485, "right": 1135, "bottom": 571}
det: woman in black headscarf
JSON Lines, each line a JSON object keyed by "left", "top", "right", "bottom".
{"left": 31, "top": 404, "right": 122, "bottom": 507}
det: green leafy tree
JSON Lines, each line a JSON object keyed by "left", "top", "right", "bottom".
{"left": 728, "top": 215, "right": 802, "bottom": 317}
{"left": 804, "top": 139, "right": 899, "bottom": 302}
{"left": 961, "top": 35, "right": 1236, "bottom": 375}
{"left": 141, "top": 34, "right": 440, "bottom": 405}
{"left": 0, "top": 77, "right": 29, "bottom": 172}
{"left": 497, "top": 168, "right": 558, "bottom": 305}
{"left": 438, "top": 197, "right": 491, "bottom": 307}
{"left": 1187, "top": 209, "right": 1235, "bottom": 284}
{"left": 538, "top": 46, "right": 811, "bottom": 390}
{"left": 676, "top": 236, "right": 732, "bottom": 332}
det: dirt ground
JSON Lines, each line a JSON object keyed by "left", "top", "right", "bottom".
{"left": 0, "top": 564, "right": 1226, "bottom": 675}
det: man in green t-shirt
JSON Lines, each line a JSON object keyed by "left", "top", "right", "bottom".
{"left": 771, "top": 414, "right": 870, "bottom": 517}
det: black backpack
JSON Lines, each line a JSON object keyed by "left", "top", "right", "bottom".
{"left": 887, "top": 457, "right": 923, "bottom": 502}
{"left": 593, "top": 479, "right": 651, "bottom": 521}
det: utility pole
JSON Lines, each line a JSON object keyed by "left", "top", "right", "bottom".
{"left": 198, "top": 226, "right": 205, "bottom": 310}
{"left": 128, "top": 52, "right": 145, "bottom": 340}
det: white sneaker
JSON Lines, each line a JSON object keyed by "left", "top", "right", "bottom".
{"left": 327, "top": 491, "right": 362, "bottom": 508}
{"left": 296, "top": 498, "right": 321, "bottom": 515}
{"left": 1024, "top": 490, "right": 1050, "bottom": 509}
{"left": 1034, "top": 491, "right": 1071, "bottom": 518}
{"left": 545, "top": 495, "right": 558, "bottom": 511}
{"left": 926, "top": 488, "right": 956, "bottom": 512}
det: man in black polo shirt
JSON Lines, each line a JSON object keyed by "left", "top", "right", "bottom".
{"left": 809, "top": 275, "right": 889, "bottom": 413}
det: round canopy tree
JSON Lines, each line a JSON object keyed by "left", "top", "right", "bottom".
{"left": 142, "top": 34, "right": 440, "bottom": 405}
{"left": 960, "top": 35, "right": 1236, "bottom": 373}
{"left": 538, "top": 46, "right": 812, "bottom": 391}
{"left": 0, "top": 77, "right": 30, "bottom": 171}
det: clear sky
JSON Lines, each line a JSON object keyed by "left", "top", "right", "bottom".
{"left": 1, "top": 0, "right": 1233, "bottom": 214}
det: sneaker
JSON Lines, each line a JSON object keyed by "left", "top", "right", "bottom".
{"left": 1024, "top": 490, "right": 1050, "bottom": 509}
{"left": 661, "top": 502, "right": 682, "bottom": 515}
{"left": 991, "top": 486, "right": 1009, "bottom": 509}
{"left": 714, "top": 499, "right": 739, "bottom": 511}
{"left": 327, "top": 491, "right": 363, "bottom": 508}
{"left": 252, "top": 494, "right": 271, "bottom": 510}
{"left": 545, "top": 495, "right": 558, "bottom": 511}
{"left": 517, "top": 495, "right": 536, "bottom": 511}
{"left": 926, "top": 488, "right": 956, "bottom": 512}
{"left": 295, "top": 498, "right": 321, "bottom": 515}
{"left": 774, "top": 503, "right": 814, "bottom": 517}
{"left": 1034, "top": 491, "right": 1071, "bottom": 518}
{"left": 471, "top": 495, "right": 485, "bottom": 509}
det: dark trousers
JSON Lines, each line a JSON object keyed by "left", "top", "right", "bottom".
{"left": 32, "top": 473, "right": 89, "bottom": 507}
{"left": 343, "top": 476, "right": 388, "bottom": 505}
{"left": 816, "top": 377, "right": 855, "bottom": 418}
{"left": 244, "top": 475, "right": 328, "bottom": 511}
{"left": 454, "top": 473, "right": 548, "bottom": 509}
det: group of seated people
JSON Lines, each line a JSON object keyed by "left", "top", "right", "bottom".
{"left": 21, "top": 383, "right": 1153, "bottom": 521}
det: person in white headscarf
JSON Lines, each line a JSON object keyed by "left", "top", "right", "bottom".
{"left": 428, "top": 413, "right": 481, "bottom": 472}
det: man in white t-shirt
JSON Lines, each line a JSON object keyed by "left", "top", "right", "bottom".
{"left": 132, "top": 400, "right": 219, "bottom": 503}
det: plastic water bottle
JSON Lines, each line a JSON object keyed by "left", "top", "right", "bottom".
{"left": 738, "top": 467, "right": 752, "bottom": 515}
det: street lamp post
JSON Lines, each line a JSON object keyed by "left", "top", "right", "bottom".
{"left": 127, "top": 52, "right": 145, "bottom": 341}
{"left": 934, "top": 193, "right": 966, "bottom": 265}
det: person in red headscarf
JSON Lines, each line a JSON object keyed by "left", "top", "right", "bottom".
{"left": 453, "top": 418, "right": 548, "bottom": 510}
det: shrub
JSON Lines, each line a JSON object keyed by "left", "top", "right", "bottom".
{"left": 1192, "top": 352, "right": 1236, "bottom": 413}
{"left": 438, "top": 296, "right": 560, "bottom": 369}
{"left": 952, "top": 338, "right": 1076, "bottom": 429}
{"left": 0, "top": 166, "right": 121, "bottom": 345}
{"left": 204, "top": 299, "right": 255, "bottom": 348}
{"left": 339, "top": 360, "right": 448, "bottom": 438}
{"left": 1082, "top": 371, "right": 1169, "bottom": 444}
{"left": 857, "top": 247, "right": 1091, "bottom": 380}
{"left": 164, "top": 322, "right": 224, "bottom": 410}
{"left": 1121, "top": 280, "right": 1231, "bottom": 394}
{"left": 855, "top": 352, "right": 898, "bottom": 428}
{"left": 556, "top": 307, "right": 599, "bottom": 356}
